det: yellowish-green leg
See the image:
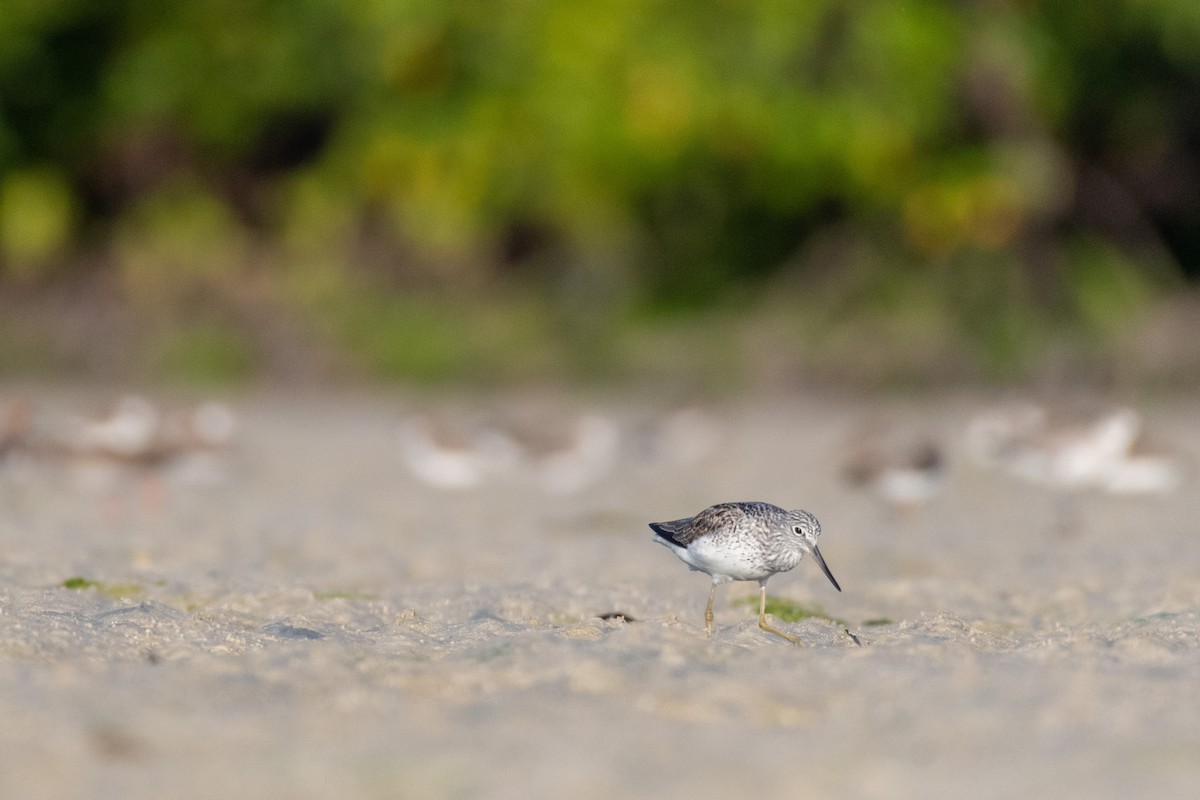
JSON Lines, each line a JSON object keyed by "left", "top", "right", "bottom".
{"left": 704, "top": 582, "right": 717, "bottom": 635}
{"left": 757, "top": 582, "right": 801, "bottom": 645}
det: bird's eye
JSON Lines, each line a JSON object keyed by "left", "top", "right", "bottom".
{"left": 793, "top": 525, "right": 803, "bottom": 535}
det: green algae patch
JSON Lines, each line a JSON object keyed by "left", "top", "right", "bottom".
{"left": 733, "top": 595, "right": 848, "bottom": 627}
{"left": 61, "top": 577, "right": 143, "bottom": 600}
{"left": 314, "top": 590, "right": 379, "bottom": 602}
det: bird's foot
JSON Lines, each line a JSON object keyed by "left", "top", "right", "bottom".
{"left": 758, "top": 616, "right": 801, "bottom": 645}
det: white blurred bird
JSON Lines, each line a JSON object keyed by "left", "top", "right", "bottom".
{"left": 843, "top": 422, "right": 946, "bottom": 519}
{"left": 398, "top": 412, "right": 521, "bottom": 490}
{"left": 399, "top": 404, "right": 620, "bottom": 495}
{"left": 0, "top": 397, "right": 35, "bottom": 480}
{"left": 514, "top": 412, "right": 620, "bottom": 495}
{"left": 966, "top": 403, "right": 1182, "bottom": 496}
{"left": 69, "top": 394, "right": 164, "bottom": 461}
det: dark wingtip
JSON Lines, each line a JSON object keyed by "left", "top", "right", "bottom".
{"left": 649, "top": 521, "right": 684, "bottom": 548}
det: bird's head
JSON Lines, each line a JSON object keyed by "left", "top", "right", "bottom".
{"left": 787, "top": 509, "right": 841, "bottom": 592}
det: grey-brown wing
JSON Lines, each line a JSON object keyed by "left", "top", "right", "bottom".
{"left": 650, "top": 503, "right": 746, "bottom": 546}
{"left": 649, "top": 516, "right": 696, "bottom": 547}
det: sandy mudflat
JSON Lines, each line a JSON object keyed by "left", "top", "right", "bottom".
{"left": 1, "top": 387, "right": 1199, "bottom": 799}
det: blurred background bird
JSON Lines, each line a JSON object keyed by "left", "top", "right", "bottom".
{"left": 842, "top": 419, "right": 946, "bottom": 522}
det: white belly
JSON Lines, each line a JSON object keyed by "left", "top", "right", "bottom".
{"left": 656, "top": 535, "right": 775, "bottom": 582}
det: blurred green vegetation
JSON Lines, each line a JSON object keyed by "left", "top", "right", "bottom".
{"left": 1, "top": 0, "right": 1198, "bottom": 384}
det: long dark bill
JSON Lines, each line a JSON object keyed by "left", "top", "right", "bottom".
{"left": 811, "top": 545, "right": 842, "bottom": 592}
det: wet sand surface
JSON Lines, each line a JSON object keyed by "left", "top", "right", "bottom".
{"left": 2, "top": 389, "right": 1199, "bottom": 799}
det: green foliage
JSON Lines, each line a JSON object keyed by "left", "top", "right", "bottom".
{"left": 1066, "top": 237, "right": 1161, "bottom": 338}
{"left": 148, "top": 322, "right": 258, "bottom": 384}
{"left": 0, "top": 1, "right": 1196, "bottom": 380}
{"left": 290, "top": 273, "right": 567, "bottom": 383}
{"left": 112, "top": 181, "right": 250, "bottom": 312}
{"left": 0, "top": 167, "right": 75, "bottom": 277}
